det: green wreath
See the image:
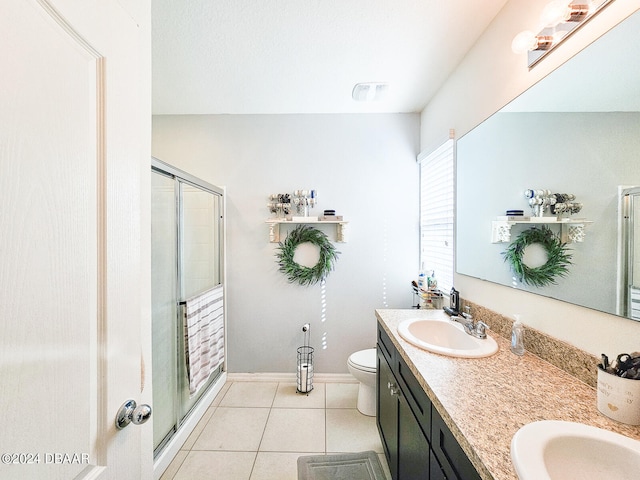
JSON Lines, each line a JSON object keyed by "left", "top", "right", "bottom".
{"left": 276, "top": 224, "right": 340, "bottom": 286}
{"left": 502, "top": 226, "right": 572, "bottom": 287}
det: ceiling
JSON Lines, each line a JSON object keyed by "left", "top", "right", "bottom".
{"left": 152, "top": 0, "right": 510, "bottom": 115}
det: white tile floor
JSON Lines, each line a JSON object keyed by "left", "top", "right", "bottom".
{"left": 159, "top": 381, "right": 391, "bottom": 480}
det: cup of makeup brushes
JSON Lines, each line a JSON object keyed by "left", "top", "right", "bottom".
{"left": 597, "top": 368, "right": 640, "bottom": 425}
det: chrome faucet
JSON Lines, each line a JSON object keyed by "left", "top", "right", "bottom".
{"left": 451, "top": 306, "right": 488, "bottom": 339}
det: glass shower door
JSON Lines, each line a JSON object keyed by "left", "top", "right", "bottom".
{"left": 177, "top": 181, "right": 223, "bottom": 418}
{"left": 151, "top": 170, "right": 179, "bottom": 452}
{"left": 151, "top": 160, "right": 225, "bottom": 456}
{"left": 626, "top": 188, "right": 640, "bottom": 320}
{"left": 619, "top": 186, "right": 640, "bottom": 321}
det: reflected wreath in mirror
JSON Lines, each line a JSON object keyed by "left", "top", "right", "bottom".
{"left": 502, "top": 226, "right": 572, "bottom": 287}
{"left": 276, "top": 224, "right": 340, "bottom": 286}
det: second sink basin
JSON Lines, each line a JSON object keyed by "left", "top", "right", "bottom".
{"left": 511, "top": 420, "right": 640, "bottom": 480}
{"left": 397, "top": 318, "right": 498, "bottom": 358}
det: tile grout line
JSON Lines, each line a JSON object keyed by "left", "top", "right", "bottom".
{"left": 164, "top": 381, "right": 233, "bottom": 480}
{"left": 324, "top": 383, "right": 328, "bottom": 454}
{"left": 247, "top": 381, "right": 280, "bottom": 480}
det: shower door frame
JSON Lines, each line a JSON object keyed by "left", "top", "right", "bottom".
{"left": 618, "top": 186, "right": 640, "bottom": 321}
{"left": 151, "top": 157, "right": 228, "bottom": 473}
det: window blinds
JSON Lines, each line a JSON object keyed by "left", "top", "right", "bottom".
{"left": 419, "top": 139, "right": 454, "bottom": 294}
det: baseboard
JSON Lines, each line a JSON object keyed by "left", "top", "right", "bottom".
{"left": 227, "top": 372, "right": 357, "bottom": 383}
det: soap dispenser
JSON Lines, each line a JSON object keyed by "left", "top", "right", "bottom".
{"left": 510, "top": 314, "right": 525, "bottom": 356}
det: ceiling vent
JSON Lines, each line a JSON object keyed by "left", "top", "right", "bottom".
{"left": 352, "top": 82, "right": 389, "bottom": 102}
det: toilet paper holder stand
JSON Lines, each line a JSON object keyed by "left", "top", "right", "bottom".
{"left": 297, "top": 323, "right": 314, "bottom": 395}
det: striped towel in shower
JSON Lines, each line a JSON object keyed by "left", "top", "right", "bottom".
{"left": 631, "top": 286, "right": 640, "bottom": 321}
{"left": 184, "top": 285, "right": 224, "bottom": 396}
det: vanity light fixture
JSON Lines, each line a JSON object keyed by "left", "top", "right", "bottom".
{"left": 512, "top": 0, "right": 615, "bottom": 67}
{"left": 352, "top": 82, "right": 389, "bottom": 102}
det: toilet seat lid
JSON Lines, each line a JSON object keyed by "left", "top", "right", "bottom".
{"left": 349, "top": 348, "right": 377, "bottom": 372}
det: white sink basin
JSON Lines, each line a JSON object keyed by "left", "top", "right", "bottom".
{"left": 511, "top": 420, "right": 640, "bottom": 480}
{"left": 397, "top": 318, "right": 498, "bottom": 358}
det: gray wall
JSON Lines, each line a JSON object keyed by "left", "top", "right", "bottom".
{"left": 152, "top": 113, "right": 420, "bottom": 373}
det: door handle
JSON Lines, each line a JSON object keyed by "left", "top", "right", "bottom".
{"left": 387, "top": 381, "right": 399, "bottom": 396}
{"left": 116, "top": 399, "right": 152, "bottom": 429}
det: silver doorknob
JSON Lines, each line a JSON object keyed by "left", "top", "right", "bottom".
{"left": 116, "top": 399, "right": 152, "bottom": 430}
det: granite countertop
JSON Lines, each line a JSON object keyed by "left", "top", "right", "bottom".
{"left": 376, "top": 308, "right": 640, "bottom": 480}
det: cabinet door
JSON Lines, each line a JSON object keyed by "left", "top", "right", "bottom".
{"left": 397, "top": 354, "right": 432, "bottom": 439}
{"left": 431, "top": 408, "right": 481, "bottom": 480}
{"left": 430, "top": 451, "right": 448, "bottom": 480}
{"left": 377, "top": 347, "right": 399, "bottom": 480}
{"left": 378, "top": 324, "right": 396, "bottom": 369}
{"left": 398, "top": 393, "right": 430, "bottom": 479}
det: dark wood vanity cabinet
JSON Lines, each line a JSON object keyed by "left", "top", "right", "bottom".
{"left": 377, "top": 343, "right": 400, "bottom": 479}
{"left": 377, "top": 323, "right": 481, "bottom": 480}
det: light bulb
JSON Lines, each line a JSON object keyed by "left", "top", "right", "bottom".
{"left": 540, "top": 0, "right": 571, "bottom": 28}
{"left": 511, "top": 30, "right": 537, "bottom": 54}
{"left": 512, "top": 31, "right": 554, "bottom": 54}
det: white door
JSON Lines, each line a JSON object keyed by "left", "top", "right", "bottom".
{"left": 0, "top": 1, "right": 151, "bottom": 479}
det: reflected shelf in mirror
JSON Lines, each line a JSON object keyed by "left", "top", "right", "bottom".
{"left": 491, "top": 218, "right": 593, "bottom": 244}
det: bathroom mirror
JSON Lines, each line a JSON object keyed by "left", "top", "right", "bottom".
{"left": 456, "top": 9, "right": 640, "bottom": 320}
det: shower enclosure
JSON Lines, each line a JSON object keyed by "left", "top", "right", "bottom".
{"left": 618, "top": 186, "right": 640, "bottom": 321}
{"left": 151, "top": 158, "right": 226, "bottom": 467}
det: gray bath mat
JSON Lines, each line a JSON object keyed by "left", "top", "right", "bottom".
{"left": 297, "top": 451, "right": 386, "bottom": 480}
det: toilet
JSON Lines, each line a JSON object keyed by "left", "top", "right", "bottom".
{"left": 347, "top": 348, "right": 377, "bottom": 416}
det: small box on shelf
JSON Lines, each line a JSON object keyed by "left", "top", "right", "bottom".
{"left": 497, "top": 215, "right": 530, "bottom": 221}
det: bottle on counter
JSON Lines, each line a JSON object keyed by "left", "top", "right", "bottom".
{"left": 418, "top": 270, "right": 426, "bottom": 291}
{"left": 428, "top": 270, "right": 437, "bottom": 291}
{"left": 510, "top": 314, "right": 525, "bottom": 356}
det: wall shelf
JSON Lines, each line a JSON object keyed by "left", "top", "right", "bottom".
{"left": 266, "top": 219, "right": 349, "bottom": 243}
{"left": 491, "top": 217, "right": 593, "bottom": 244}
